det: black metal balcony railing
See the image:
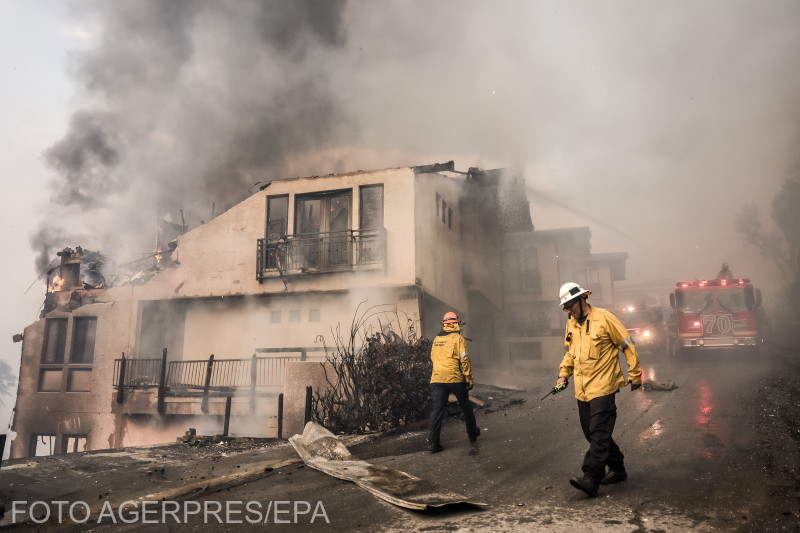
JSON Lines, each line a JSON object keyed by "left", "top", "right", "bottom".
{"left": 113, "top": 358, "right": 162, "bottom": 388}
{"left": 257, "top": 228, "right": 386, "bottom": 281}
{"left": 114, "top": 349, "right": 328, "bottom": 414}
{"left": 114, "top": 353, "right": 327, "bottom": 391}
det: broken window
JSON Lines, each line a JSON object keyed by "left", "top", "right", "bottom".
{"left": 296, "top": 190, "right": 351, "bottom": 268}
{"left": 360, "top": 185, "right": 384, "bottom": 230}
{"left": 62, "top": 434, "right": 88, "bottom": 454}
{"left": 30, "top": 434, "right": 56, "bottom": 457}
{"left": 42, "top": 318, "right": 67, "bottom": 364}
{"left": 266, "top": 195, "right": 289, "bottom": 270}
{"left": 267, "top": 195, "right": 289, "bottom": 239}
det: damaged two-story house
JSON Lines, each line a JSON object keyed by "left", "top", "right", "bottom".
{"left": 11, "top": 161, "right": 542, "bottom": 458}
{"left": 496, "top": 227, "right": 629, "bottom": 374}
{"left": 11, "top": 161, "right": 633, "bottom": 458}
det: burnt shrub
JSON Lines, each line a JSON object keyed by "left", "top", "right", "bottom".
{"left": 313, "top": 305, "right": 432, "bottom": 434}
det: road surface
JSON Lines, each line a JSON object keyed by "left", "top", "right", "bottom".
{"left": 1, "top": 344, "right": 797, "bottom": 532}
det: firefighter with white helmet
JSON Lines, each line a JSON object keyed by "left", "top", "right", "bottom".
{"left": 554, "top": 282, "right": 642, "bottom": 497}
{"left": 427, "top": 311, "right": 480, "bottom": 453}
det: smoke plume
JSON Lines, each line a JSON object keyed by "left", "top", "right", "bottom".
{"left": 33, "top": 0, "right": 800, "bottom": 296}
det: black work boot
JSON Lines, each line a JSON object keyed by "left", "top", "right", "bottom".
{"left": 428, "top": 443, "right": 444, "bottom": 453}
{"left": 600, "top": 469, "right": 628, "bottom": 485}
{"left": 469, "top": 427, "right": 481, "bottom": 443}
{"left": 570, "top": 475, "right": 599, "bottom": 497}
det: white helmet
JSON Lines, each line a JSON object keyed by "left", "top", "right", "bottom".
{"left": 558, "top": 282, "right": 592, "bottom": 307}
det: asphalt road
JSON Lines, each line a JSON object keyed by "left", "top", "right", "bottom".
{"left": 2, "top": 344, "right": 798, "bottom": 532}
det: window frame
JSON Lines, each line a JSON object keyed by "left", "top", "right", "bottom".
{"left": 38, "top": 316, "right": 96, "bottom": 393}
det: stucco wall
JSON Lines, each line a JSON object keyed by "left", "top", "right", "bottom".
{"left": 282, "top": 361, "right": 333, "bottom": 438}
{"left": 10, "top": 299, "right": 137, "bottom": 458}
{"left": 121, "top": 167, "right": 418, "bottom": 303}
{"left": 413, "top": 173, "right": 470, "bottom": 313}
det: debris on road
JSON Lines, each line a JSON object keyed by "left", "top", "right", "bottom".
{"left": 644, "top": 380, "right": 678, "bottom": 391}
{"left": 290, "top": 422, "right": 488, "bottom": 511}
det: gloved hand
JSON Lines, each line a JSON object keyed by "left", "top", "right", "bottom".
{"left": 630, "top": 381, "right": 641, "bottom": 391}
{"left": 466, "top": 381, "right": 474, "bottom": 391}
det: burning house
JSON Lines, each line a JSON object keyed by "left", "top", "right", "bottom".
{"left": 11, "top": 161, "right": 627, "bottom": 458}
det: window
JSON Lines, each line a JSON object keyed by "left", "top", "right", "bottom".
{"left": 296, "top": 190, "right": 352, "bottom": 268}
{"left": 266, "top": 195, "right": 289, "bottom": 240}
{"left": 42, "top": 319, "right": 67, "bottom": 364}
{"left": 62, "top": 434, "right": 88, "bottom": 454}
{"left": 434, "top": 192, "right": 453, "bottom": 229}
{"left": 68, "top": 369, "right": 92, "bottom": 392}
{"left": 289, "top": 310, "right": 301, "bottom": 323}
{"left": 296, "top": 190, "right": 351, "bottom": 234}
{"left": 360, "top": 185, "right": 384, "bottom": 230}
{"left": 522, "top": 248, "right": 541, "bottom": 293}
{"left": 39, "top": 316, "right": 96, "bottom": 392}
{"left": 504, "top": 247, "right": 541, "bottom": 294}
{"left": 30, "top": 434, "right": 56, "bottom": 457}
{"left": 38, "top": 369, "right": 63, "bottom": 392}
{"left": 309, "top": 309, "right": 321, "bottom": 322}
{"left": 71, "top": 317, "right": 97, "bottom": 363}
{"left": 266, "top": 195, "right": 289, "bottom": 270}
{"left": 270, "top": 310, "right": 282, "bottom": 323}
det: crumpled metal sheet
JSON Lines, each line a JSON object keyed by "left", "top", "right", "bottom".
{"left": 289, "top": 422, "right": 488, "bottom": 511}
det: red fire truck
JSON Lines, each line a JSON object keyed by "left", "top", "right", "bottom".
{"left": 667, "top": 277, "right": 763, "bottom": 357}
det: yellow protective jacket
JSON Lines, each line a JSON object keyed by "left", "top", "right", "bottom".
{"left": 430, "top": 323, "right": 474, "bottom": 385}
{"left": 558, "top": 305, "right": 642, "bottom": 402}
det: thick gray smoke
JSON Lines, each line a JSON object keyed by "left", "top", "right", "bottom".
{"left": 33, "top": 0, "right": 800, "bottom": 296}
{"left": 34, "top": 0, "right": 350, "bottom": 272}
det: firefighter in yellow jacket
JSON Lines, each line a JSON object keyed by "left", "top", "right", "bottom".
{"left": 554, "top": 282, "right": 642, "bottom": 497}
{"left": 427, "top": 312, "right": 480, "bottom": 452}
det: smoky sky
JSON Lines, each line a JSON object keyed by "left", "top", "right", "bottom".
{"left": 35, "top": 0, "right": 800, "bottom": 293}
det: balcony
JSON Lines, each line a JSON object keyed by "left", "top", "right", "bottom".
{"left": 257, "top": 228, "right": 386, "bottom": 281}
{"left": 113, "top": 349, "right": 328, "bottom": 415}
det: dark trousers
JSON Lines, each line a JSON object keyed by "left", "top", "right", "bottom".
{"left": 428, "top": 382, "right": 479, "bottom": 445}
{"left": 577, "top": 392, "right": 625, "bottom": 481}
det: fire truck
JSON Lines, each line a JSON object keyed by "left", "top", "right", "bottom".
{"left": 667, "top": 277, "right": 763, "bottom": 357}
{"left": 617, "top": 302, "right": 666, "bottom": 352}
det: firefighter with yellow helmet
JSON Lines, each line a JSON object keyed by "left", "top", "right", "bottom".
{"left": 555, "top": 282, "right": 642, "bottom": 497}
{"left": 427, "top": 311, "right": 480, "bottom": 453}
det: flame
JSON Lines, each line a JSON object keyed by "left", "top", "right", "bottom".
{"left": 49, "top": 274, "right": 65, "bottom": 292}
